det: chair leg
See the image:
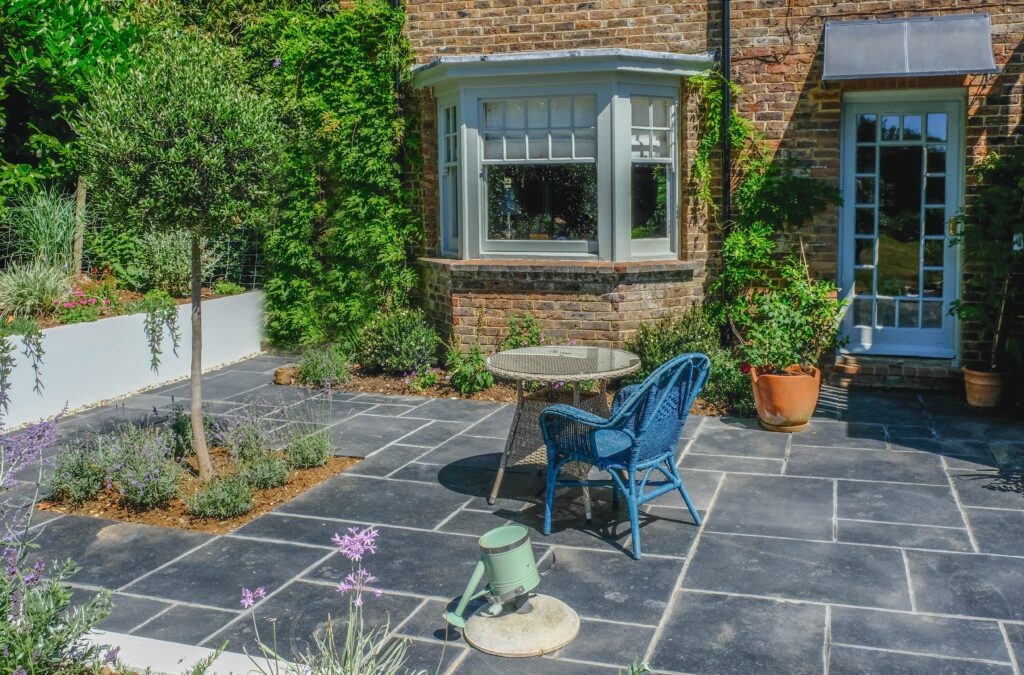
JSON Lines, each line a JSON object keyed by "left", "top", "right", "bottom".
{"left": 668, "top": 460, "right": 702, "bottom": 526}
{"left": 626, "top": 487, "right": 642, "bottom": 560}
{"left": 543, "top": 462, "right": 559, "bottom": 536}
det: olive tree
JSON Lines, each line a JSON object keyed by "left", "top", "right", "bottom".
{"left": 77, "top": 31, "right": 283, "bottom": 481}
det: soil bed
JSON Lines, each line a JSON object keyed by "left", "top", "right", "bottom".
{"left": 38, "top": 448, "right": 360, "bottom": 535}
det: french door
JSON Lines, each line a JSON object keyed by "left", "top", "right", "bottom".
{"left": 839, "top": 93, "right": 963, "bottom": 359}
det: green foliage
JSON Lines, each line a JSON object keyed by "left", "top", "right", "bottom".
{"left": 298, "top": 343, "right": 352, "bottom": 388}
{"left": 0, "top": 553, "right": 113, "bottom": 675}
{"left": 447, "top": 343, "right": 494, "bottom": 395}
{"left": 406, "top": 366, "right": 442, "bottom": 392}
{"left": 0, "top": 261, "right": 70, "bottom": 319}
{"left": 135, "top": 289, "right": 180, "bottom": 370}
{"left": 48, "top": 442, "right": 106, "bottom": 504}
{"left": 0, "top": 317, "right": 46, "bottom": 409}
{"left": 213, "top": 280, "right": 246, "bottom": 295}
{"left": 221, "top": 412, "right": 273, "bottom": 464}
{"left": 499, "top": 312, "right": 546, "bottom": 351}
{"left": 949, "top": 150, "right": 1024, "bottom": 371}
{"left": 1, "top": 186, "right": 78, "bottom": 267}
{"left": 186, "top": 475, "right": 254, "bottom": 519}
{"left": 0, "top": 0, "right": 141, "bottom": 198}
{"left": 692, "top": 71, "right": 844, "bottom": 370}
{"left": 137, "top": 230, "right": 223, "bottom": 297}
{"left": 357, "top": 308, "right": 440, "bottom": 375}
{"left": 624, "top": 305, "right": 754, "bottom": 415}
{"left": 285, "top": 427, "right": 331, "bottom": 469}
{"left": 239, "top": 1, "right": 420, "bottom": 345}
{"left": 239, "top": 454, "right": 291, "bottom": 489}
{"left": 105, "top": 425, "right": 181, "bottom": 510}
{"left": 169, "top": 405, "right": 221, "bottom": 460}
{"left": 76, "top": 27, "right": 283, "bottom": 251}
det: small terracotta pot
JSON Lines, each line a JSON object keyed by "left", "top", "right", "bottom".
{"left": 750, "top": 365, "right": 821, "bottom": 433}
{"left": 962, "top": 367, "right": 1004, "bottom": 408}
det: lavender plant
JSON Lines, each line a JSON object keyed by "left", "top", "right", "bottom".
{"left": 2, "top": 417, "right": 115, "bottom": 674}
{"left": 221, "top": 409, "right": 274, "bottom": 464}
{"left": 242, "top": 527, "right": 414, "bottom": 675}
{"left": 284, "top": 427, "right": 331, "bottom": 470}
{"left": 186, "top": 475, "right": 253, "bottom": 519}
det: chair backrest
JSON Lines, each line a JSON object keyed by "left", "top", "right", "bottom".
{"left": 611, "top": 353, "right": 711, "bottom": 465}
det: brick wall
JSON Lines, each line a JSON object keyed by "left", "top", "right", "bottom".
{"left": 406, "top": 1, "right": 1024, "bottom": 386}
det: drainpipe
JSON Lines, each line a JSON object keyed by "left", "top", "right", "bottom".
{"left": 721, "top": 0, "right": 731, "bottom": 226}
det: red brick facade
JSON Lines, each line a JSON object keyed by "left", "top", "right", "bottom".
{"left": 406, "top": 1, "right": 1023, "bottom": 390}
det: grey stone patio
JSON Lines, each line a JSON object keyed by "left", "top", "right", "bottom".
{"left": 7, "top": 354, "right": 1024, "bottom": 674}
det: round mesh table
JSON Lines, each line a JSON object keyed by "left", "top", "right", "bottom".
{"left": 485, "top": 346, "right": 641, "bottom": 512}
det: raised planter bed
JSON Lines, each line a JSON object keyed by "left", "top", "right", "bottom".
{"left": 5, "top": 291, "right": 264, "bottom": 427}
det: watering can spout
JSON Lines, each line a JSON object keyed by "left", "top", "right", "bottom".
{"left": 444, "top": 560, "right": 486, "bottom": 628}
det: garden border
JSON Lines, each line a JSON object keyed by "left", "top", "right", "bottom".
{"left": 5, "top": 291, "right": 263, "bottom": 427}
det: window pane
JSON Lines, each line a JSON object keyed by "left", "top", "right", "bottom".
{"left": 484, "top": 101, "right": 502, "bottom": 130}
{"left": 857, "top": 114, "right": 877, "bottom": 143}
{"left": 855, "top": 238, "right": 874, "bottom": 266}
{"left": 631, "top": 98, "right": 649, "bottom": 126}
{"left": 574, "top": 97, "right": 597, "bottom": 127}
{"left": 856, "top": 146, "right": 876, "bottom": 174}
{"left": 877, "top": 298, "right": 896, "bottom": 327}
{"left": 927, "top": 145, "right": 946, "bottom": 174}
{"left": 856, "top": 177, "right": 875, "bottom": 204}
{"left": 527, "top": 134, "right": 548, "bottom": 160}
{"left": 854, "top": 268, "right": 873, "bottom": 295}
{"left": 505, "top": 132, "right": 526, "bottom": 160}
{"left": 483, "top": 133, "right": 503, "bottom": 160}
{"left": 574, "top": 128, "right": 596, "bottom": 159}
{"left": 443, "top": 166, "right": 459, "bottom": 239}
{"left": 855, "top": 208, "right": 874, "bottom": 235}
{"left": 551, "top": 97, "right": 572, "bottom": 127}
{"left": 652, "top": 99, "right": 669, "bottom": 127}
{"left": 899, "top": 300, "right": 920, "bottom": 328}
{"left": 924, "top": 209, "right": 945, "bottom": 236}
{"left": 922, "top": 301, "right": 943, "bottom": 328}
{"left": 505, "top": 99, "right": 525, "bottom": 129}
{"left": 923, "top": 270, "right": 943, "bottom": 297}
{"left": 853, "top": 298, "right": 873, "bottom": 326}
{"left": 925, "top": 176, "right": 945, "bottom": 205}
{"left": 632, "top": 129, "right": 651, "bottom": 157}
{"left": 924, "top": 239, "right": 944, "bottom": 267}
{"left": 881, "top": 115, "right": 900, "bottom": 141}
{"left": 631, "top": 165, "right": 668, "bottom": 239}
{"left": 527, "top": 99, "right": 548, "bottom": 127}
{"left": 650, "top": 129, "right": 670, "bottom": 158}
{"left": 486, "top": 165, "right": 597, "bottom": 242}
{"left": 551, "top": 131, "right": 572, "bottom": 159}
{"left": 902, "top": 115, "right": 922, "bottom": 141}
{"left": 877, "top": 146, "right": 922, "bottom": 297}
{"left": 926, "top": 113, "right": 947, "bottom": 142}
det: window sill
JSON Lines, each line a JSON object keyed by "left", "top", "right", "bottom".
{"left": 418, "top": 257, "right": 698, "bottom": 275}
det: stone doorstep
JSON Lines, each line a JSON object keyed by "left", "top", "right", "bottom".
{"left": 826, "top": 355, "right": 961, "bottom": 392}
{"left": 87, "top": 630, "right": 273, "bottom": 675}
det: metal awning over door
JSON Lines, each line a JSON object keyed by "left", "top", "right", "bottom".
{"left": 823, "top": 14, "right": 999, "bottom": 80}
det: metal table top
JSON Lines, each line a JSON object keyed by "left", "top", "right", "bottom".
{"left": 486, "top": 346, "right": 641, "bottom": 383}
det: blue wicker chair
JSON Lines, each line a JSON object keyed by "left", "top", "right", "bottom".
{"left": 539, "top": 353, "right": 710, "bottom": 559}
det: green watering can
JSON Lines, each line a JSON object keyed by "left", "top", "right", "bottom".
{"left": 444, "top": 524, "right": 541, "bottom": 628}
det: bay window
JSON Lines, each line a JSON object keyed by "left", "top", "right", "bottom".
{"left": 414, "top": 49, "right": 714, "bottom": 262}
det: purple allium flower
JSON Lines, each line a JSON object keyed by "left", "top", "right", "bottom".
{"left": 240, "top": 586, "right": 267, "bottom": 608}
{"left": 272, "top": 57, "right": 282, "bottom": 68}
{"left": 331, "top": 526, "right": 379, "bottom": 561}
{"left": 336, "top": 568, "right": 382, "bottom": 607}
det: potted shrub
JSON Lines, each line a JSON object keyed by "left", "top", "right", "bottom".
{"left": 950, "top": 150, "right": 1023, "bottom": 408}
{"left": 734, "top": 259, "right": 845, "bottom": 432}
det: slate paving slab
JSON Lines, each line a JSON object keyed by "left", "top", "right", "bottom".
{"left": 684, "top": 533, "right": 913, "bottom": 609}
{"left": 964, "top": 507, "right": 1024, "bottom": 555}
{"left": 949, "top": 470, "right": 1024, "bottom": 510}
{"left": 836, "top": 519, "right": 973, "bottom": 552}
{"left": 689, "top": 416, "right": 789, "bottom": 458}
{"left": 31, "top": 515, "right": 210, "bottom": 589}
{"left": 415, "top": 433, "right": 509, "bottom": 468}
{"left": 325, "top": 414, "right": 429, "bottom": 456}
{"left": 465, "top": 406, "right": 515, "bottom": 439}
{"left": 1004, "top": 623, "right": 1024, "bottom": 673}
{"left": 789, "top": 420, "right": 887, "bottom": 449}
{"left": 345, "top": 443, "right": 430, "bottom": 476}
{"left": 786, "top": 445, "right": 948, "bottom": 484}
{"left": 124, "top": 537, "right": 327, "bottom": 610}
{"left": 828, "top": 646, "right": 1013, "bottom": 675}
{"left": 456, "top": 652, "right": 618, "bottom": 673}
{"left": 680, "top": 452, "right": 784, "bottom": 474}
{"left": 132, "top": 605, "right": 238, "bottom": 644}
{"left": 836, "top": 480, "right": 965, "bottom": 527}
{"left": 401, "top": 398, "right": 504, "bottom": 423}
{"left": 828, "top": 606, "right": 1010, "bottom": 662}
{"left": 649, "top": 591, "right": 826, "bottom": 675}
{"left": 68, "top": 588, "right": 171, "bottom": 633}
{"left": 906, "top": 549, "right": 1024, "bottom": 620}
{"left": 399, "top": 420, "right": 473, "bottom": 448}
{"left": 706, "top": 474, "right": 834, "bottom": 540}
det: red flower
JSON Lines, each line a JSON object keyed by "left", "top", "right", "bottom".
{"left": 739, "top": 363, "right": 752, "bottom": 374}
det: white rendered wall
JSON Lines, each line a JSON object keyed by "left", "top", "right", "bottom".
{"left": 4, "top": 291, "right": 264, "bottom": 427}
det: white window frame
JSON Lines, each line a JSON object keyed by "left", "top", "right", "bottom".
{"left": 418, "top": 50, "right": 713, "bottom": 261}
{"left": 438, "top": 101, "right": 460, "bottom": 257}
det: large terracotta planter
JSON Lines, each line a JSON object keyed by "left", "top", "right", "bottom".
{"left": 962, "top": 367, "right": 1004, "bottom": 408}
{"left": 750, "top": 365, "right": 821, "bottom": 433}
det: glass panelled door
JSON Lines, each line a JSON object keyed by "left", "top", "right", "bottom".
{"left": 840, "top": 96, "right": 962, "bottom": 358}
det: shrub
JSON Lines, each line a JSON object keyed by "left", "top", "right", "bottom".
{"left": 0, "top": 261, "right": 70, "bottom": 319}
{"left": 55, "top": 283, "right": 116, "bottom": 324}
{"left": 298, "top": 344, "right": 352, "bottom": 389}
{"left": 285, "top": 427, "right": 332, "bottom": 469}
{"left": 186, "top": 475, "right": 254, "bottom": 519}
{"left": 239, "top": 454, "right": 290, "bottom": 489}
{"left": 2, "top": 186, "right": 77, "bottom": 267}
{"left": 405, "top": 366, "right": 442, "bottom": 393}
{"left": 357, "top": 308, "right": 440, "bottom": 375}
{"left": 447, "top": 344, "right": 494, "bottom": 395}
{"left": 169, "top": 405, "right": 222, "bottom": 460}
{"left": 103, "top": 425, "right": 181, "bottom": 510}
{"left": 48, "top": 443, "right": 106, "bottom": 505}
{"left": 220, "top": 412, "right": 272, "bottom": 464}
{"left": 0, "top": 316, "right": 40, "bottom": 338}
{"left": 213, "top": 280, "right": 246, "bottom": 296}
{"left": 499, "top": 312, "right": 546, "bottom": 351}
{"left": 138, "top": 231, "right": 222, "bottom": 297}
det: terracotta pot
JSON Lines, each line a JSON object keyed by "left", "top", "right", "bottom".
{"left": 750, "top": 365, "right": 821, "bottom": 433}
{"left": 962, "top": 367, "right": 1004, "bottom": 408}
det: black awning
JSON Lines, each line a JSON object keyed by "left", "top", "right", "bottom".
{"left": 823, "top": 14, "right": 999, "bottom": 80}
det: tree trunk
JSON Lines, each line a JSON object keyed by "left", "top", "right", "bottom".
{"left": 73, "top": 176, "right": 86, "bottom": 274}
{"left": 191, "top": 235, "right": 214, "bottom": 482}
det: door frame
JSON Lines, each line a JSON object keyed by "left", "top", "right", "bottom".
{"left": 838, "top": 88, "right": 966, "bottom": 361}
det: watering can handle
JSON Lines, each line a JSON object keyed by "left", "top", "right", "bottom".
{"left": 443, "top": 560, "right": 489, "bottom": 628}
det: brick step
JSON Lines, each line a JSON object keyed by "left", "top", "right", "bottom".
{"left": 825, "top": 355, "right": 961, "bottom": 392}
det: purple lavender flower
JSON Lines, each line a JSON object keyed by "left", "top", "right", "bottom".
{"left": 331, "top": 526, "right": 379, "bottom": 561}
{"left": 272, "top": 57, "right": 282, "bottom": 68}
{"left": 103, "top": 646, "right": 120, "bottom": 664}
{"left": 336, "top": 568, "right": 382, "bottom": 607}
{"left": 240, "top": 586, "right": 267, "bottom": 608}
{"left": 13, "top": 668, "right": 27, "bottom": 675}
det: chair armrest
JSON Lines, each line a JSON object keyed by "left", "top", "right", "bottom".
{"left": 539, "top": 404, "right": 614, "bottom": 462}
